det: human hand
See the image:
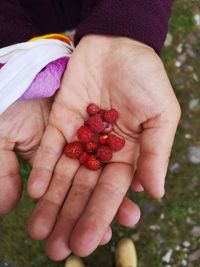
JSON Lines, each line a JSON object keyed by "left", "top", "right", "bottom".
{"left": 0, "top": 98, "right": 52, "bottom": 214}
{"left": 28, "top": 35, "right": 181, "bottom": 260}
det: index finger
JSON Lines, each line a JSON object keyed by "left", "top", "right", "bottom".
{"left": 134, "top": 105, "right": 181, "bottom": 199}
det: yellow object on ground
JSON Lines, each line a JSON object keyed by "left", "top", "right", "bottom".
{"left": 115, "top": 238, "right": 137, "bottom": 267}
{"left": 64, "top": 255, "right": 85, "bottom": 267}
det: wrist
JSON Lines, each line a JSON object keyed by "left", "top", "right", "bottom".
{"left": 80, "top": 34, "right": 154, "bottom": 51}
{"left": 76, "top": 34, "right": 157, "bottom": 68}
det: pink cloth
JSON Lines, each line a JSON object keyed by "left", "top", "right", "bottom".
{"left": 21, "top": 57, "right": 68, "bottom": 99}
{"left": 0, "top": 56, "right": 68, "bottom": 100}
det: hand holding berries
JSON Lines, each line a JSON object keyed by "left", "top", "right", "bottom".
{"left": 64, "top": 103, "right": 125, "bottom": 170}
{"left": 28, "top": 35, "right": 180, "bottom": 261}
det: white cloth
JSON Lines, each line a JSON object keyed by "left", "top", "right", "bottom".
{"left": 0, "top": 39, "right": 73, "bottom": 114}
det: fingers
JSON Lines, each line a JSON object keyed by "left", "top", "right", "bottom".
{"left": 99, "top": 226, "right": 112, "bottom": 245}
{"left": 0, "top": 141, "right": 23, "bottom": 214}
{"left": 131, "top": 176, "right": 144, "bottom": 192}
{"left": 45, "top": 216, "right": 72, "bottom": 261}
{"left": 115, "top": 197, "right": 141, "bottom": 227}
{"left": 28, "top": 125, "right": 66, "bottom": 199}
{"left": 69, "top": 163, "right": 134, "bottom": 257}
{"left": 45, "top": 166, "right": 102, "bottom": 260}
{"left": 45, "top": 217, "right": 111, "bottom": 261}
{"left": 28, "top": 155, "right": 80, "bottom": 240}
{"left": 134, "top": 109, "right": 181, "bottom": 199}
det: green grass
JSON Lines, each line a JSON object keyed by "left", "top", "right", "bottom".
{"left": 170, "top": 3, "right": 194, "bottom": 34}
{"left": 18, "top": 157, "right": 31, "bottom": 181}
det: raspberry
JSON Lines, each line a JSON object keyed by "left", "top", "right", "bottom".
{"left": 85, "top": 155, "right": 101, "bottom": 170}
{"left": 97, "top": 146, "right": 113, "bottom": 163}
{"left": 79, "top": 152, "right": 89, "bottom": 164}
{"left": 102, "top": 121, "right": 113, "bottom": 134}
{"left": 104, "top": 109, "right": 118, "bottom": 124}
{"left": 99, "top": 134, "right": 108, "bottom": 145}
{"left": 77, "top": 125, "right": 94, "bottom": 143}
{"left": 106, "top": 134, "right": 125, "bottom": 151}
{"left": 64, "top": 141, "right": 84, "bottom": 159}
{"left": 86, "top": 114, "right": 104, "bottom": 133}
{"left": 87, "top": 103, "right": 100, "bottom": 115}
{"left": 85, "top": 140, "right": 98, "bottom": 154}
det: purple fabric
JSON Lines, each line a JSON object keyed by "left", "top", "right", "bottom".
{"left": 0, "top": 57, "right": 68, "bottom": 99}
{"left": 0, "top": 1, "right": 173, "bottom": 54}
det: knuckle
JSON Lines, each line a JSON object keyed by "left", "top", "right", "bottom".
{"left": 53, "top": 171, "right": 70, "bottom": 183}
{"left": 72, "top": 183, "right": 94, "bottom": 197}
{"left": 39, "top": 143, "right": 61, "bottom": 157}
{"left": 32, "top": 165, "right": 52, "bottom": 174}
{"left": 98, "top": 181, "right": 126, "bottom": 198}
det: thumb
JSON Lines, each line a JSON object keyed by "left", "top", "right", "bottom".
{"left": 134, "top": 107, "right": 181, "bottom": 199}
{"left": 0, "top": 141, "right": 23, "bottom": 214}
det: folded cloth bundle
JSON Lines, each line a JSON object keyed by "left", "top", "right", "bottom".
{"left": 0, "top": 34, "right": 73, "bottom": 114}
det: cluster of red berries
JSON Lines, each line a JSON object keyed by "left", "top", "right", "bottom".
{"left": 64, "top": 103, "right": 125, "bottom": 170}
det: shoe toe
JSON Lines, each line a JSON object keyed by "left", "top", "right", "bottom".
{"left": 115, "top": 238, "right": 137, "bottom": 267}
{"left": 64, "top": 255, "right": 85, "bottom": 267}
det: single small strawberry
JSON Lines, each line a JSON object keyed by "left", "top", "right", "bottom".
{"left": 85, "top": 140, "right": 99, "bottom": 154}
{"left": 98, "top": 109, "right": 106, "bottom": 119}
{"left": 99, "top": 134, "right": 109, "bottom": 145}
{"left": 102, "top": 121, "right": 113, "bottom": 134}
{"left": 107, "top": 134, "right": 125, "bottom": 151}
{"left": 87, "top": 103, "right": 100, "bottom": 115}
{"left": 77, "top": 125, "right": 94, "bottom": 142}
{"left": 79, "top": 152, "right": 89, "bottom": 164}
{"left": 64, "top": 141, "right": 84, "bottom": 159}
{"left": 86, "top": 114, "right": 104, "bottom": 133}
{"left": 85, "top": 155, "right": 101, "bottom": 170}
{"left": 104, "top": 108, "right": 119, "bottom": 124}
{"left": 97, "top": 146, "right": 113, "bottom": 163}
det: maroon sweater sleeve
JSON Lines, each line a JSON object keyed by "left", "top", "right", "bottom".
{"left": 0, "top": 0, "right": 173, "bottom": 54}
{"left": 75, "top": 0, "right": 174, "bottom": 54}
{"left": 0, "top": 0, "right": 41, "bottom": 48}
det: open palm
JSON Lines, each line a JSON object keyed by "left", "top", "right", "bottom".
{"left": 0, "top": 98, "right": 52, "bottom": 214}
{"left": 28, "top": 35, "right": 181, "bottom": 260}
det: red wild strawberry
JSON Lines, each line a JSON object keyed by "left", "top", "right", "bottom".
{"left": 86, "top": 114, "right": 104, "bottom": 133}
{"left": 102, "top": 121, "right": 113, "bottom": 134}
{"left": 98, "top": 109, "right": 106, "bottom": 119}
{"left": 87, "top": 103, "right": 100, "bottom": 115}
{"left": 107, "top": 134, "right": 125, "bottom": 151}
{"left": 99, "top": 134, "right": 108, "bottom": 145}
{"left": 64, "top": 141, "right": 83, "bottom": 159}
{"left": 97, "top": 146, "right": 113, "bottom": 163}
{"left": 77, "top": 125, "right": 94, "bottom": 143}
{"left": 79, "top": 152, "right": 89, "bottom": 164}
{"left": 85, "top": 155, "right": 101, "bottom": 170}
{"left": 85, "top": 140, "right": 98, "bottom": 154}
{"left": 104, "top": 109, "right": 119, "bottom": 124}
